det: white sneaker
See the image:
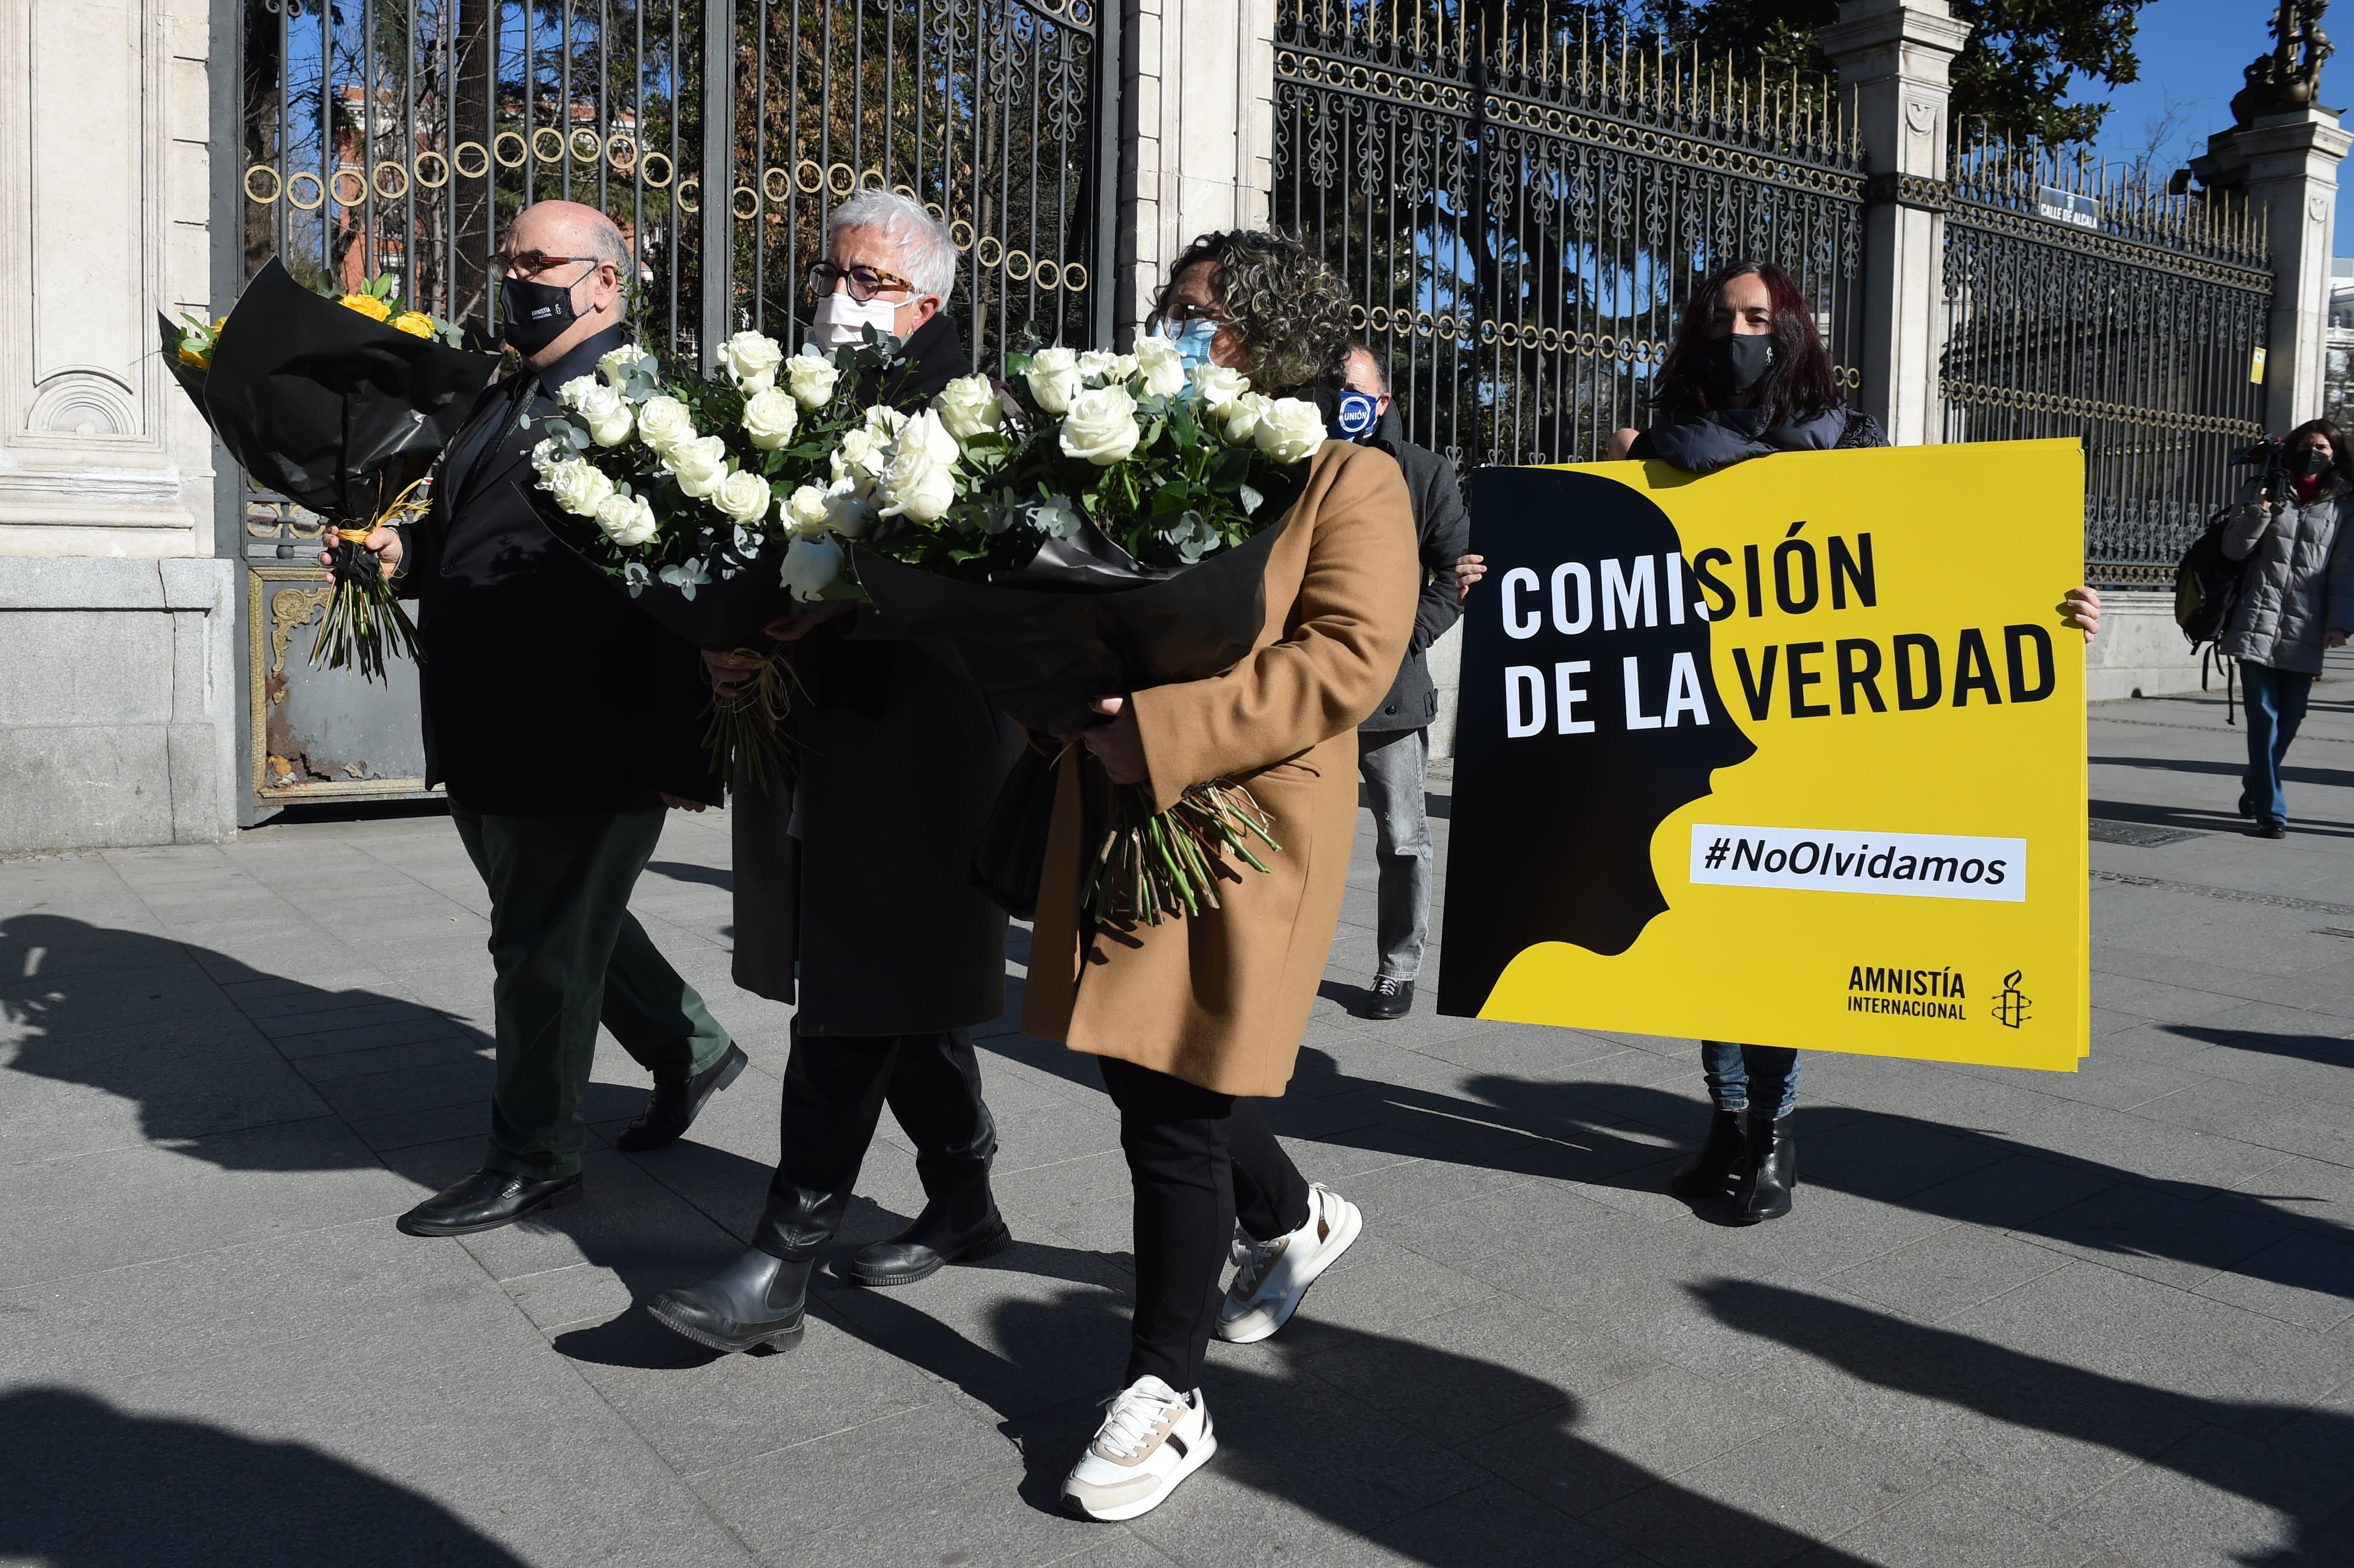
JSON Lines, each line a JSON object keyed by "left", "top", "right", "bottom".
{"left": 1214, "top": 1183, "right": 1362, "bottom": 1344}
{"left": 1060, "top": 1375, "right": 1217, "bottom": 1521}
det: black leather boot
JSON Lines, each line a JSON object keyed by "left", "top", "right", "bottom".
{"left": 615, "top": 1044, "right": 748, "bottom": 1152}
{"left": 1668, "top": 1109, "right": 1746, "bottom": 1201}
{"left": 397, "top": 1168, "right": 582, "bottom": 1236}
{"left": 1730, "top": 1114, "right": 1796, "bottom": 1223}
{"left": 646, "top": 1246, "right": 813, "bottom": 1354}
{"left": 846, "top": 1192, "right": 1013, "bottom": 1287}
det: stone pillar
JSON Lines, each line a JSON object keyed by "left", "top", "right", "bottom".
{"left": 1114, "top": 0, "right": 1278, "bottom": 344}
{"left": 1820, "top": 0, "right": 1970, "bottom": 447}
{"left": 0, "top": 0, "right": 237, "bottom": 851}
{"left": 2193, "top": 108, "right": 2354, "bottom": 431}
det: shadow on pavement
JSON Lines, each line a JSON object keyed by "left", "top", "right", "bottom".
{"left": 0, "top": 1387, "right": 525, "bottom": 1567}
{"left": 643, "top": 860, "right": 733, "bottom": 892}
{"left": 1694, "top": 1278, "right": 2354, "bottom": 1563}
{"left": 2092, "top": 753, "right": 2354, "bottom": 792}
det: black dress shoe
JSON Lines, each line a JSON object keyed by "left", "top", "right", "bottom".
{"left": 1668, "top": 1109, "right": 1746, "bottom": 1201}
{"left": 2256, "top": 821, "right": 2288, "bottom": 839}
{"left": 2238, "top": 789, "right": 2257, "bottom": 819}
{"left": 1729, "top": 1114, "right": 1795, "bottom": 1223}
{"left": 845, "top": 1196, "right": 1013, "bottom": 1288}
{"left": 615, "top": 1043, "right": 748, "bottom": 1152}
{"left": 1357, "top": 977, "right": 1415, "bottom": 1020}
{"left": 397, "top": 1168, "right": 583, "bottom": 1237}
{"left": 647, "top": 1247, "right": 813, "bottom": 1355}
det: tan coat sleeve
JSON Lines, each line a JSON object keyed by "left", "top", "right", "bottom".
{"left": 1129, "top": 441, "right": 1421, "bottom": 813}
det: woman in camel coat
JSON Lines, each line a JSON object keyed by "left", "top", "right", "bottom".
{"left": 1042, "top": 230, "right": 1420, "bottom": 1523}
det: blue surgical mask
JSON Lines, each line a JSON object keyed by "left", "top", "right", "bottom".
{"left": 1152, "top": 314, "right": 1219, "bottom": 372}
{"left": 1333, "top": 391, "right": 1381, "bottom": 443}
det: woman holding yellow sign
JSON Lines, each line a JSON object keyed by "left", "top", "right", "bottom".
{"left": 1597, "top": 260, "right": 2102, "bottom": 1224}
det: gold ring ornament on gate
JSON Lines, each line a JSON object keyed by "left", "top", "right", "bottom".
{"left": 949, "top": 219, "right": 975, "bottom": 250}
{"left": 639, "top": 151, "right": 673, "bottom": 188}
{"left": 924, "top": 201, "right": 946, "bottom": 222}
{"left": 976, "top": 234, "right": 1003, "bottom": 268}
{"left": 677, "top": 174, "right": 698, "bottom": 212}
{"left": 244, "top": 165, "right": 282, "bottom": 204}
{"left": 606, "top": 133, "right": 638, "bottom": 173}
{"left": 1540, "top": 325, "right": 1561, "bottom": 352}
{"left": 373, "top": 161, "right": 409, "bottom": 201}
{"left": 1415, "top": 310, "right": 1434, "bottom": 338}
{"left": 493, "top": 132, "right": 528, "bottom": 169}
{"left": 413, "top": 149, "right": 450, "bottom": 189}
{"left": 1478, "top": 319, "right": 1498, "bottom": 345}
{"left": 532, "top": 128, "right": 566, "bottom": 164}
{"left": 1034, "top": 258, "right": 1061, "bottom": 290}
{"left": 1004, "top": 248, "right": 1033, "bottom": 281}
{"left": 1436, "top": 313, "right": 1459, "bottom": 340}
{"left": 571, "top": 128, "right": 602, "bottom": 163}
{"left": 795, "top": 160, "right": 824, "bottom": 193}
{"left": 827, "top": 162, "right": 857, "bottom": 196}
{"left": 285, "top": 170, "right": 326, "bottom": 211}
{"left": 764, "top": 167, "right": 792, "bottom": 202}
{"left": 1347, "top": 303, "right": 1368, "bottom": 328}
{"left": 1062, "top": 262, "right": 1088, "bottom": 292}
{"left": 893, "top": 183, "right": 917, "bottom": 203}
{"left": 732, "top": 185, "right": 760, "bottom": 220}
{"left": 455, "top": 140, "right": 491, "bottom": 178}
{"left": 331, "top": 165, "right": 368, "bottom": 207}
{"left": 860, "top": 168, "right": 887, "bottom": 191}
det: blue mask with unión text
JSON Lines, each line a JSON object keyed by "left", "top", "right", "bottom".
{"left": 1333, "top": 391, "right": 1381, "bottom": 442}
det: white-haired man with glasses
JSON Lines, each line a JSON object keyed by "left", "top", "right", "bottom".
{"left": 345, "top": 199, "right": 748, "bottom": 1240}
{"left": 645, "top": 190, "right": 1024, "bottom": 1357}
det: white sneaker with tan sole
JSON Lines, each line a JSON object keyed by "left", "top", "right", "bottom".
{"left": 1060, "top": 1376, "right": 1216, "bottom": 1521}
{"left": 1214, "top": 1182, "right": 1362, "bottom": 1344}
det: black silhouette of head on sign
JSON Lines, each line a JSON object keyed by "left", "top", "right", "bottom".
{"left": 1437, "top": 466, "right": 1757, "bottom": 1017}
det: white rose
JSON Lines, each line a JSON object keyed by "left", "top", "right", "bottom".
{"left": 1075, "top": 350, "right": 1122, "bottom": 386}
{"left": 862, "top": 404, "right": 909, "bottom": 441}
{"left": 741, "top": 387, "right": 800, "bottom": 450}
{"left": 1221, "top": 391, "right": 1273, "bottom": 445}
{"left": 1132, "top": 336, "right": 1188, "bottom": 398}
{"left": 934, "top": 374, "right": 1003, "bottom": 442}
{"left": 530, "top": 438, "right": 565, "bottom": 476}
{"left": 712, "top": 468, "right": 774, "bottom": 527}
{"left": 784, "top": 349, "right": 839, "bottom": 410}
{"left": 565, "top": 378, "right": 634, "bottom": 447}
{"left": 784, "top": 483, "right": 832, "bottom": 535}
{"left": 1059, "top": 384, "right": 1142, "bottom": 467}
{"left": 1026, "top": 345, "right": 1081, "bottom": 414}
{"left": 545, "top": 457, "right": 615, "bottom": 517}
{"left": 781, "top": 532, "right": 844, "bottom": 601}
{"left": 1254, "top": 396, "right": 1327, "bottom": 465}
{"left": 822, "top": 478, "right": 879, "bottom": 539}
{"left": 719, "top": 329, "right": 786, "bottom": 393}
{"left": 594, "top": 491, "right": 657, "bottom": 547}
{"left": 876, "top": 410, "right": 962, "bottom": 524}
{"left": 635, "top": 395, "right": 695, "bottom": 455}
{"left": 663, "top": 434, "right": 729, "bottom": 499}
{"left": 831, "top": 427, "right": 890, "bottom": 495}
{"left": 597, "top": 345, "right": 644, "bottom": 387}
{"left": 557, "top": 374, "right": 602, "bottom": 411}
{"left": 1189, "top": 364, "right": 1251, "bottom": 411}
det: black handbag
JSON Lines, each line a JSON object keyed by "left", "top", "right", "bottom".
{"left": 970, "top": 744, "right": 1066, "bottom": 920}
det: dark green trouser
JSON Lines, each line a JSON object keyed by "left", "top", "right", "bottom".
{"left": 452, "top": 804, "right": 733, "bottom": 1180}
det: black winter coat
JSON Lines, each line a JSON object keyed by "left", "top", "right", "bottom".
{"left": 399, "top": 324, "right": 721, "bottom": 815}
{"left": 1359, "top": 409, "right": 1470, "bottom": 733}
{"left": 728, "top": 311, "right": 1025, "bottom": 1035}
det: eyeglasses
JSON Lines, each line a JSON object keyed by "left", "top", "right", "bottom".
{"left": 807, "top": 261, "right": 915, "bottom": 302}
{"left": 1161, "top": 302, "right": 1225, "bottom": 325}
{"left": 500, "top": 250, "right": 603, "bottom": 281}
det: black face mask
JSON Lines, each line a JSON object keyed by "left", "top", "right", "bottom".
{"left": 2301, "top": 447, "right": 2334, "bottom": 477}
{"left": 1702, "top": 333, "right": 1774, "bottom": 399}
{"left": 500, "top": 269, "right": 587, "bottom": 355}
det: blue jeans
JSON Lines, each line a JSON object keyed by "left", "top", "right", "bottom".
{"left": 2241, "top": 661, "right": 2315, "bottom": 827}
{"left": 1701, "top": 1042, "right": 1800, "bottom": 1120}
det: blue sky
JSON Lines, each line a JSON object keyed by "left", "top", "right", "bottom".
{"left": 2082, "top": 0, "right": 2348, "bottom": 246}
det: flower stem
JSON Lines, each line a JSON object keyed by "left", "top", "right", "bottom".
{"left": 1084, "top": 779, "right": 1283, "bottom": 928}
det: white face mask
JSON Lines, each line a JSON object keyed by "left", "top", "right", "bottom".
{"left": 809, "top": 291, "right": 903, "bottom": 349}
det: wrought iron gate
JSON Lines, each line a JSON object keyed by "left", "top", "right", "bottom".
{"left": 1940, "top": 143, "right": 2272, "bottom": 586}
{"left": 1274, "top": 2, "right": 1867, "bottom": 471}
{"left": 218, "top": 0, "right": 1115, "bottom": 816}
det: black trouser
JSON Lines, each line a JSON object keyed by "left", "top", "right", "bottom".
{"left": 1098, "top": 1056, "right": 1313, "bottom": 1391}
{"left": 753, "top": 1023, "right": 997, "bottom": 1261}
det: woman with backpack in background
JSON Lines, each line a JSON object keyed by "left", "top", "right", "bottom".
{"left": 2217, "top": 418, "right": 2354, "bottom": 839}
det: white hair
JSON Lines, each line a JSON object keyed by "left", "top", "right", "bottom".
{"left": 829, "top": 190, "right": 957, "bottom": 303}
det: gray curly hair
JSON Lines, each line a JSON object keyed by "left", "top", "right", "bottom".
{"left": 830, "top": 190, "right": 957, "bottom": 303}
{"left": 1155, "top": 229, "right": 1354, "bottom": 397}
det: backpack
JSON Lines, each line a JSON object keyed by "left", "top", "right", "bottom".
{"left": 2174, "top": 507, "right": 2244, "bottom": 647}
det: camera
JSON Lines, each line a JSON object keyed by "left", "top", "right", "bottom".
{"left": 2231, "top": 435, "right": 2290, "bottom": 501}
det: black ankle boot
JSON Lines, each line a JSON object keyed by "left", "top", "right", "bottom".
{"left": 1668, "top": 1109, "right": 1746, "bottom": 1201}
{"left": 1730, "top": 1114, "right": 1795, "bottom": 1223}
{"left": 845, "top": 1192, "right": 1013, "bottom": 1288}
{"left": 646, "top": 1246, "right": 812, "bottom": 1354}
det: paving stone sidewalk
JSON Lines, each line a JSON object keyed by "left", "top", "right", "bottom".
{"left": 6, "top": 659, "right": 2354, "bottom": 1567}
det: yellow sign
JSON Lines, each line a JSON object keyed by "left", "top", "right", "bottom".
{"left": 1436, "top": 440, "right": 2089, "bottom": 1072}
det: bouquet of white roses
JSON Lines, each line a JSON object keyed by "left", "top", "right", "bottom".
{"left": 527, "top": 326, "right": 902, "bottom": 787}
{"left": 832, "top": 334, "right": 1333, "bottom": 926}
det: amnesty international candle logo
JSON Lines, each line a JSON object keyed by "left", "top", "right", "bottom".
{"left": 1436, "top": 442, "right": 2091, "bottom": 1074}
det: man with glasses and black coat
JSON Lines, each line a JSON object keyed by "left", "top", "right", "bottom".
{"left": 644, "top": 190, "right": 1023, "bottom": 1356}
{"left": 343, "top": 200, "right": 748, "bottom": 1238}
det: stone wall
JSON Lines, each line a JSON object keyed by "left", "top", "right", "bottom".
{"left": 0, "top": 0, "right": 234, "bottom": 852}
